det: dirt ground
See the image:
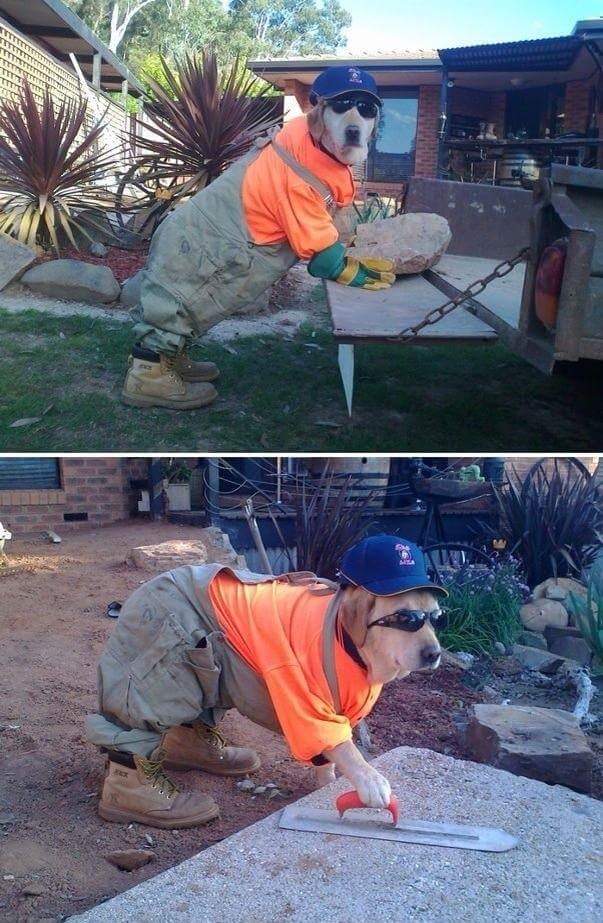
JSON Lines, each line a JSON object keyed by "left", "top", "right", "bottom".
{"left": 0, "top": 521, "right": 596, "bottom": 921}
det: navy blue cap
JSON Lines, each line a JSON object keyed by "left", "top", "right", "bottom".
{"left": 339, "top": 534, "right": 447, "bottom": 598}
{"left": 310, "top": 66, "right": 382, "bottom": 105}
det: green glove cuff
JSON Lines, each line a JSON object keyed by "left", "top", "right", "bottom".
{"left": 307, "top": 242, "right": 347, "bottom": 280}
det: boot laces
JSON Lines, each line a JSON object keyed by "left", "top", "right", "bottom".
{"left": 161, "top": 354, "right": 184, "bottom": 385}
{"left": 140, "top": 750, "right": 179, "bottom": 797}
{"left": 195, "top": 723, "right": 226, "bottom": 751}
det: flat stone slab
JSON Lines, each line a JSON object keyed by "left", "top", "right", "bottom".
{"left": 70, "top": 747, "right": 602, "bottom": 923}
{"left": 465, "top": 704, "right": 593, "bottom": 793}
{"left": 0, "top": 231, "right": 36, "bottom": 291}
{"left": 127, "top": 528, "right": 246, "bottom": 572}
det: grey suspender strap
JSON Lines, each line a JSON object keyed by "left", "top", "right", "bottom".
{"left": 321, "top": 587, "right": 344, "bottom": 714}
{"left": 255, "top": 126, "right": 337, "bottom": 209}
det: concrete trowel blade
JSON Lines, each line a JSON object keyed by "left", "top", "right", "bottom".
{"left": 279, "top": 805, "right": 518, "bottom": 853}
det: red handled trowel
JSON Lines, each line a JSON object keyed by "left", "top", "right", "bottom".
{"left": 279, "top": 790, "right": 518, "bottom": 853}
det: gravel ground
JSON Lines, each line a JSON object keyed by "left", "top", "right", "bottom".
{"left": 70, "top": 746, "right": 603, "bottom": 923}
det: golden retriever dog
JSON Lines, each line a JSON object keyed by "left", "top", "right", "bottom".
{"left": 316, "top": 586, "right": 441, "bottom": 809}
{"left": 307, "top": 97, "right": 378, "bottom": 166}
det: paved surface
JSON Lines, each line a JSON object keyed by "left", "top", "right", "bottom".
{"left": 71, "top": 747, "right": 602, "bottom": 923}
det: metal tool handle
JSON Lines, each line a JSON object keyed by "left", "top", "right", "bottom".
{"left": 336, "top": 790, "right": 399, "bottom": 825}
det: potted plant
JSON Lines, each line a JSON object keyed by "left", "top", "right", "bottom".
{"left": 164, "top": 459, "right": 192, "bottom": 511}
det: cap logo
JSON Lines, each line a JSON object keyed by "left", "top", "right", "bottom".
{"left": 348, "top": 67, "right": 363, "bottom": 84}
{"left": 395, "top": 543, "right": 415, "bottom": 566}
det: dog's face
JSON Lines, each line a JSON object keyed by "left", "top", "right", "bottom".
{"left": 307, "top": 97, "right": 377, "bottom": 165}
{"left": 339, "top": 586, "right": 442, "bottom": 684}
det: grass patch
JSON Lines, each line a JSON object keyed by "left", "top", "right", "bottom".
{"left": 1, "top": 307, "right": 602, "bottom": 451}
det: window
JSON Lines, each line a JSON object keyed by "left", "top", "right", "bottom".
{"left": 0, "top": 458, "right": 61, "bottom": 490}
{"left": 366, "top": 90, "right": 419, "bottom": 182}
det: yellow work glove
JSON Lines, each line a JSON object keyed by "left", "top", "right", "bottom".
{"left": 308, "top": 243, "right": 396, "bottom": 290}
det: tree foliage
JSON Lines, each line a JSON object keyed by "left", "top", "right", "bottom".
{"left": 64, "top": 0, "right": 350, "bottom": 66}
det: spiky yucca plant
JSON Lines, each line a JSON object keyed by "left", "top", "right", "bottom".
{"left": 0, "top": 81, "right": 118, "bottom": 252}
{"left": 119, "top": 50, "right": 280, "bottom": 228}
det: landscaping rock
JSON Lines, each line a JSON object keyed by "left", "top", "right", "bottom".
{"left": 89, "top": 241, "right": 108, "bottom": 258}
{"left": 105, "top": 849, "right": 156, "bottom": 872}
{"left": 120, "top": 269, "right": 143, "bottom": 308}
{"left": 520, "top": 599, "right": 568, "bottom": 633}
{"left": 464, "top": 704, "right": 593, "bottom": 793}
{"left": 127, "top": 527, "right": 247, "bottom": 572}
{"left": 512, "top": 644, "right": 566, "bottom": 674}
{"left": 440, "top": 649, "right": 473, "bottom": 670}
{"left": 533, "top": 577, "right": 586, "bottom": 602}
{"left": 22, "top": 260, "right": 120, "bottom": 304}
{"left": 349, "top": 212, "right": 452, "bottom": 275}
{"left": 516, "top": 630, "right": 548, "bottom": 650}
{"left": 546, "top": 634, "right": 592, "bottom": 667}
{"left": 0, "top": 231, "right": 36, "bottom": 291}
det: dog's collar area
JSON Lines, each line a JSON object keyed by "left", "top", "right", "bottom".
{"left": 367, "top": 608, "right": 443, "bottom": 633}
{"left": 340, "top": 626, "right": 367, "bottom": 671}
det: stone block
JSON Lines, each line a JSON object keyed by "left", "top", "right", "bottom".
{"left": 0, "top": 231, "right": 36, "bottom": 290}
{"left": 22, "top": 259, "right": 120, "bottom": 304}
{"left": 465, "top": 703, "right": 593, "bottom": 793}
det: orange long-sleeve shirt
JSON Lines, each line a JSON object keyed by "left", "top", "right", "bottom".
{"left": 241, "top": 116, "right": 356, "bottom": 260}
{"left": 208, "top": 570, "right": 381, "bottom": 761}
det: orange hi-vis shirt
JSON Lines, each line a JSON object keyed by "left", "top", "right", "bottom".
{"left": 241, "top": 116, "right": 356, "bottom": 260}
{"left": 208, "top": 570, "right": 381, "bottom": 762}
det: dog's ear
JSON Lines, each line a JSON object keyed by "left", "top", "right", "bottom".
{"left": 307, "top": 103, "right": 325, "bottom": 145}
{"left": 339, "top": 586, "right": 375, "bottom": 649}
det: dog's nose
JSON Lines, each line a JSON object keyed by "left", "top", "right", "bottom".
{"left": 421, "top": 646, "right": 441, "bottom": 667}
{"left": 345, "top": 124, "right": 361, "bottom": 144}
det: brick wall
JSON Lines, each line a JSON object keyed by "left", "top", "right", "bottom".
{"left": 563, "top": 79, "right": 592, "bottom": 134}
{"left": 415, "top": 85, "right": 440, "bottom": 178}
{"left": 0, "top": 458, "right": 149, "bottom": 536}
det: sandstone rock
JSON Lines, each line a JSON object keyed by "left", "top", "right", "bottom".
{"left": 533, "top": 577, "right": 586, "bottom": 602}
{"left": 464, "top": 703, "right": 593, "bottom": 793}
{"left": 120, "top": 269, "right": 143, "bottom": 308}
{"left": 0, "top": 231, "right": 36, "bottom": 291}
{"left": 22, "top": 259, "right": 120, "bottom": 304}
{"left": 127, "top": 527, "right": 247, "bottom": 572}
{"left": 105, "top": 849, "right": 156, "bottom": 872}
{"left": 520, "top": 599, "right": 568, "bottom": 633}
{"left": 440, "top": 649, "right": 473, "bottom": 670}
{"left": 349, "top": 212, "right": 452, "bottom": 275}
{"left": 516, "top": 630, "right": 548, "bottom": 650}
{"left": 512, "top": 644, "right": 565, "bottom": 674}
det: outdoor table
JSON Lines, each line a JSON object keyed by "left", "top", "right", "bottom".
{"left": 326, "top": 255, "right": 527, "bottom": 414}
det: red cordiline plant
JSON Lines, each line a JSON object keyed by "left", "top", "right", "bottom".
{"left": 0, "top": 80, "right": 118, "bottom": 252}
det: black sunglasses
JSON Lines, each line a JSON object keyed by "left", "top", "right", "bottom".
{"left": 327, "top": 96, "right": 380, "bottom": 119}
{"left": 367, "top": 608, "right": 443, "bottom": 633}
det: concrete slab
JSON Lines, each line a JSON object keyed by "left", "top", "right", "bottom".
{"left": 71, "top": 747, "right": 602, "bottom": 923}
{"left": 432, "top": 254, "right": 526, "bottom": 329}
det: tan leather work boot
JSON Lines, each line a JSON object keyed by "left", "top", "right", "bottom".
{"left": 98, "top": 751, "right": 219, "bottom": 829}
{"left": 122, "top": 354, "right": 217, "bottom": 410}
{"left": 157, "top": 722, "right": 261, "bottom": 776}
{"left": 174, "top": 349, "right": 219, "bottom": 383}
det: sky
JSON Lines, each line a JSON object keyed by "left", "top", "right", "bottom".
{"left": 341, "top": 1, "right": 602, "bottom": 53}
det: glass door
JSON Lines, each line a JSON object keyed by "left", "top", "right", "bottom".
{"left": 366, "top": 90, "right": 419, "bottom": 182}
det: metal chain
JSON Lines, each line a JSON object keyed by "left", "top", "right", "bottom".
{"left": 395, "top": 247, "right": 530, "bottom": 341}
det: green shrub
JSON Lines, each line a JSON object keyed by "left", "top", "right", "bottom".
{"left": 438, "top": 558, "right": 527, "bottom": 655}
{"left": 570, "top": 559, "right": 603, "bottom": 676}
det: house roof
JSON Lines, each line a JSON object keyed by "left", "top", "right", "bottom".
{"left": 438, "top": 35, "right": 584, "bottom": 72}
{"left": 0, "top": 0, "right": 144, "bottom": 95}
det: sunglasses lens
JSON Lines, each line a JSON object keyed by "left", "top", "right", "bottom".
{"left": 329, "top": 97, "right": 378, "bottom": 118}
{"left": 330, "top": 97, "right": 354, "bottom": 113}
{"left": 358, "top": 101, "right": 378, "bottom": 119}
